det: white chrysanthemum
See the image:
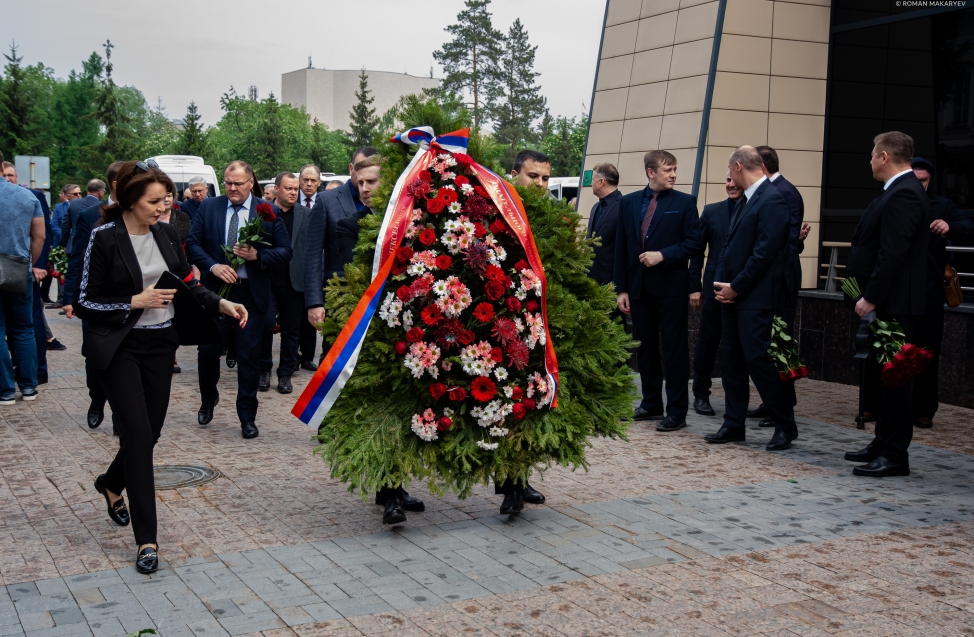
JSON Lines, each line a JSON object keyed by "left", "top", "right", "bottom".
{"left": 494, "top": 247, "right": 507, "bottom": 261}
{"left": 444, "top": 219, "right": 459, "bottom": 231}
{"left": 378, "top": 293, "right": 403, "bottom": 328}
{"left": 503, "top": 386, "right": 514, "bottom": 398}
{"left": 448, "top": 202, "right": 462, "bottom": 213}
{"left": 402, "top": 310, "right": 414, "bottom": 330}
{"left": 442, "top": 171, "right": 456, "bottom": 181}
{"left": 489, "top": 426, "right": 509, "bottom": 437}
{"left": 476, "top": 441, "right": 499, "bottom": 450}
{"left": 493, "top": 367, "right": 508, "bottom": 381}
{"left": 460, "top": 183, "right": 474, "bottom": 194}
{"left": 515, "top": 286, "right": 527, "bottom": 300}
{"left": 432, "top": 280, "right": 449, "bottom": 296}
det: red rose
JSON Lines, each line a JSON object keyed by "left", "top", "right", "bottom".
{"left": 435, "top": 255, "right": 453, "bottom": 270}
{"left": 511, "top": 387, "right": 524, "bottom": 401}
{"left": 453, "top": 153, "right": 475, "bottom": 167}
{"left": 454, "top": 175, "right": 470, "bottom": 187}
{"left": 514, "top": 259, "right": 530, "bottom": 272}
{"left": 506, "top": 297, "right": 521, "bottom": 313}
{"left": 798, "top": 366, "right": 809, "bottom": 379}
{"left": 430, "top": 383, "right": 447, "bottom": 400}
{"left": 439, "top": 188, "right": 458, "bottom": 204}
{"left": 779, "top": 372, "right": 789, "bottom": 382}
{"left": 437, "top": 416, "right": 452, "bottom": 432}
{"left": 391, "top": 262, "right": 407, "bottom": 276}
{"left": 396, "top": 286, "right": 413, "bottom": 302}
{"left": 426, "top": 198, "right": 445, "bottom": 214}
{"left": 396, "top": 246, "right": 414, "bottom": 262}
{"left": 525, "top": 300, "right": 539, "bottom": 313}
{"left": 394, "top": 341, "right": 408, "bottom": 355}
{"left": 420, "top": 228, "right": 437, "bottom": 246}
{"left": 473, "top": 223, "right": 487, "bottom": 238}
{"left": 256, "top": 202, "right": 275, "bottom": 220}
{"left": 172, "top": 202, "right": 180, "bottom": 211}
{"left": 458, "top": 329, "right": 475, "bottom": 345}
{"left": 474, "top": 185, "right": 489, "bottom": 198}
{"left": 470, "top": 376, "right": 497, "bottom": 402}
{"left": 406, "top": 327, "right": 425, "bottom": 342}
{"left": 473, "top": 302, "right": 495, "bottom": 322}
{"left": 489, "top": 218, "right": 507, "bottom": 235}
{"left": 485, "top": 280, "right": 505, "bottom": 301}
{"left": 419, "top": 170, "right": 433, "bottom": 182}
{"left": 449, "top": 387, "right": 467, "bottom": 401}
{"left": 489, "top": 347, "right": 503, "bottom": 363}
{"left": 512, "top": 403, "right": 527, "bottom": 420}
{"left": 273, "top": 323, "right": 281, "bottom": 334}
{"left": 522, "top": 398, "right": 536, "bottom": 410}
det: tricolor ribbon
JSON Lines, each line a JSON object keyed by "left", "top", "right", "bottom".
{"left": 292, "top": 127, "right": 558, "bottom": 426}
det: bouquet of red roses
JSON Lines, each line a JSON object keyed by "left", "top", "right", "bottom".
{"left": 768, "top": 316, "right": 808, "bottom": 382}
{"left": 840, "top": 277, "right": 933, "bottom": 387}
{"left": 48, "top": 246, "right": 68, "bottom": 285}
{"left": 220, "top": 201, "right": 276, "bottom": 297}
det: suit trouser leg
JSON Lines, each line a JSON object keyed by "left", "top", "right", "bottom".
{"left": 259, "top": 289, "right": 279, "bottom": 374}
{"left": 911, "top": 303, "right": 943, "bottom": 420}
{"left": 737, "top": 309, "right": 796, "bottom": 433}
{"left": 228, "top": 285, "right": 264, "bottom": 422}
{"left": 781, "top": 301, "right": 798, "bottom": 408}
{"left": 629, "top": 295, "right": 664, "bottom": 414}
{"left": 299, "top": 315, "right": 317, "bottom": 363}
{"left": 719, "top": 308, "right": 750, "bottom": 429}
{"left": 656, "top": 295, "right": 689, "bottom": 419}
{"left": 99, "top": 328, "right": 177, "bottom": 546}
{"left": 875, "top": 315, "right": 917, "bottom": 463}
{"left": 692, "top": 298, "right": 722, "bottom": 398}
{"left": 276, "top": 286, "right": 303, "bottom": 378}
{"left": 81, "top": 320, "right": 107, "bottom": 405}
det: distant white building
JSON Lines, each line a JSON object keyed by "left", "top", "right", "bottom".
{"left": 282, "top": 68, "right": 440, "bottom": 132}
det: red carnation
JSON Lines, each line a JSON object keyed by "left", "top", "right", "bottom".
{"left": 420, "top": 305, "right": 442, "bottom": 326}
{"left": 420, "top": 228, "right": 437, "bottom": 246}
{"left": 484, "top": 264, "right": 505, "bottom": 282}
{"left": 489, "top": 218, "right": 507, "bottom": 235}
{"left": 511, "top": 387, "right": 524, "bottom": 401}
{"left": 512, "top": 403, "right": 527, "bottom": 420}
{"left": 525, "top": 299, "right": 539, "bottom": 313}
{"left": 489, "top": 347, "right": 503, "bottom": 363}
{"left": 406, "top": 327, "right": 425, "bottom": 342}
{"left": 406, "top": 178, "right": 430, "bottom": 199}
{"left": 435, "top": 255, "right": 453, "bottom": 270}
{"left": 394, "top": 341, "right": 408, "bottom": 355}
{"left": 506, "top": 297, "right": 521, "bottom": 313}
{"left": 458, "top": 329, "right": 475, "bottom": 345}
{"left": 396, "top": 246, "right": 414, "bottom": 262}
{"left": 470, "top": 376, "right": 497, "bottom": 402}
{"left": 429, "top": 383, "right": 447, "bottom": 400}
{"left": 419, "top": 170, "right": 433, "bottom": 182}
{"left": 256, "top": 202, "right": 276, "bottom": 221}
{"left": 473, "top": 302, "right": 495, "bottom": 322}
{"left": 396, "top": 286, "right": 413, "bottom": 302}
{"left": 474, "top": 185, "right": 489, "bottom": 198}
{"left": 437, "top": 416, "right": 452, "bottom": 432}
{"left": 514, "top": 259, "right": 530, "bottom": 272}
{"left": 485, "top": 280, "right": 506, "bottom": 301}
{"left": 449, "top": 387, "right": 467, "bottom": 401}
{"left": 522, "top": 398, "right": 536, "bottom": 410}
{"left": 439, "top": 188, "right": 458, "bottom": 205}
{"left": 453, "top": 153, "right": 475, "bottom": 168}
{"left": 473, "top": 223, "right": 488, "bottom": 238}
{"left": 426, "top": 198, "right": 445, "bottom": 214}
{"left": 454, "top": 175, "right": 470, "bottom": 187}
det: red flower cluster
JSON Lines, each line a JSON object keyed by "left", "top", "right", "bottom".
{"left": 471, "top": 376, "right": 497, "bottom": 402}
{"left": 778, "top": 366, "right": 809, "bottom": 382}
{"left": 255, "top": 202, "right": 276, "bottom": 221}
{"left": 881, "top": 343, "right": 933, "bottom": 387}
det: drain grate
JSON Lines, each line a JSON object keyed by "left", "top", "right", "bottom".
{"left": 154, "top": 464, "right": 220, "bottom": 489}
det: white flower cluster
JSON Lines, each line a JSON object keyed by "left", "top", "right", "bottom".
{"left": 523, "top": 312, "right": 546, "bottom": 350}
{"left": 404, "top": 342, "right": 441, "bottom": 379}
{"left": 470, "top": 399, "right": 513, "bottom": 427}
{"left": 477, "top": 441, "right": 499, "bottom": 450}
{"left": 379, "top": 292, "right": 403, "bottom": 328}
{"left": 411, "top": 409, "right": 439, "bottom": 441}
{"left": 527, "top": 372, "right": 553, "bottom": 407}
{"left": 489, "top": 426, "right": 509, "bottom": 437}
{"left": 460, "top": 341, "right": 497, "bottom": 376}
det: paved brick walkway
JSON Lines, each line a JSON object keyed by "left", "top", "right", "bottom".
{"left": 1, "top": 310, "right": 972, "bottom": 637}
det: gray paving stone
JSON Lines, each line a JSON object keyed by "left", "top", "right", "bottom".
{"left": 326, "top": 595, "right": 394, "bottom": 618}
{"left": 301, "top": 602, "right": 342, "bottom": 622}
{"left": 48, "top": 609, "right": 84, "bottom": 627}
{"left": 185, "top": 618, "right": 230, "bottom": 637}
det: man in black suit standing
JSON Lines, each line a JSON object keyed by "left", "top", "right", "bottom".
{"left": 586, "top": 163, "right": 622, "bottom": 287}
{"left": 706, "top": 146, "right": 796, "bottom": 451}
{"left": 180, "top": 177, "right": 208, "bottom": 221}
{"left": 60, "top": 179, "right": 105, "bottom": 251}
{"left": 688, "top": 173, "right": 742, "bottom": 416}
{"left": 614, "top": 150, "right": 701, "bottom": 431}
{"left": 843, "top": 133, "right": 929, "bottom": 476}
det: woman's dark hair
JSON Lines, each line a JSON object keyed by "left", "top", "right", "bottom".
{"left": 99, "top": 161, "right": 175, "bottom": 226}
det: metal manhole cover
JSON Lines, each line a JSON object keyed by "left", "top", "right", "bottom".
{"left": 153, "top": 464, "right": 220, "bottom": 489}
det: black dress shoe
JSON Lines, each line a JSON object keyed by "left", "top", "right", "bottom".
{"left": 656, "top": 416, "right": 686, "bottom": 432}
{"left": 522, "top": 483, "right": 545, "bottom": 504}
{"left": 633, "top": 406, "right": 663, "bottom": 421}
{"left": 375, "top": 486, "right": 426, "bottom": 512}
{"left": 198, "top": 398, "right": 218, "bottom": 425}
{"left": 914, "top": 417, "right": 932, "bottom": 429}
{"left": 172, "top": 364, "right": 181, "bottom": 374}
{"left": 844, "top": 443, "right": 880, "bottom": 463}
{"left": 277, "top": 376, "right": 293, "bottom": 394}
{"left": 258, "top": 372, "right": 271, "bottom": 392}
{"left": 94, "top": 475, "right": 130, "bottom": 526}
{"left": 500, "top": 490, "right": 524, "bottom": 515}
{"left": 746, "top": 404, "right": 768, "bottom": 419}
{"left": 693, "top": 396, "right": 715, "bottom": 416}
{"left": 87, "top": 402, "right": 105, "bottom": 429}
{"left": 241, "top": 421, "right": 259, "bottom": 439}
{"left": 226, "top": 354, "right": 236, "bottom": 369}
{"left": 853, "top": 456, "right": 909, "bottom": 477}
{"left": 382, "top": 497, "right": 407, "bottom": 525}
{"left": 704, "top": 425, "right": 745, "bottom": 444}
{"left": 758, "top": 418, "right": 775, "bottom": 428}
{"left": 765, "top": 428, "right": 798, "bottom": 451}
{"left": 300, "top": 360, "right": 319, "bottom": 372}
{"left": 136, "top": 546, "right": 158, "bottom": 574}
{"left": 47, "top": 338, "right": 67, "bottom": 351}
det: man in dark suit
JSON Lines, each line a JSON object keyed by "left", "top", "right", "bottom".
{"left": 258, "top": 171, "right": 309, "bottom": 395}
{"left": 706, "top": 146, "right": 796, "bottom": 451}
{"left": 843, "top": 132, "right": 929, "bottom": 477}
{"left": 294, "top": 165, "right": 323, "bottom": 371}
{"left": 180, "top": 176, "right": 208, "bottom": 221}
{"left": 186, "top": 160, "right": 292, "bottom": 439}
{"left": 586, "top": 163, "right": 622, "bottom": 287}
{"left": 688, "top": 173, "right": 743, "bottom": 416}
{"left": 909, "top": 157, "right": 974, "bottom": 429}
{"left": 60, "top": 179, "right": 105, "bottom": 250}
{"left": 614, "top": 150, "right": 701, "bottom": 431}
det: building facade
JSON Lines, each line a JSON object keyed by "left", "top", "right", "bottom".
{"left": 281, "top": 68, "right": 440, "bottom": 133}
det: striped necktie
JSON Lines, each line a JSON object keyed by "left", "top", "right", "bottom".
{"left": 227, "top": 204, "right": 241, "bottom": 245}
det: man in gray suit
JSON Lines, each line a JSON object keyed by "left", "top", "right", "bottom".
{"left": 259, "top": 172, "right": 308, "bottom": 394}
{"left": 304, "top": 146, "right": 378, "bottom": 329}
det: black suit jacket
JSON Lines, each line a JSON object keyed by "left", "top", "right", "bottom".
{"left": 846, "top": 172, "right": 929, "bottom": 316}
{"left": 770, "top": 175, "right": 805, "bottom": 294}
{"left": 273, "top": 202, "right": 311, "bottom": 291}
{"left": 64, "top": 203, "right": 105, "bottom": 306}
{"left": 715, "top": 179, "right": 790, "bottom": 310}
{"left": 613, "top": 186, "right": 701, "bottom": 299}
{"left": 62, "top": 195, "right": 101, "bottom": 251}
{"left": 304, "top": 181, "right": 360, "bottom": 308}
{"left": 180, "top": 197, "right": 202, "bottom": 221}
{"left": 689, "top": 198, "right": 734, "bottom": 301}
{"left": 925, "top": 192, "right": 974, "bottom": 304}
{"left": 74, "top": 221, "right": 223, "bottom": 369}
{"left": 586, "top": 189, "right": 622, "bottom": 286}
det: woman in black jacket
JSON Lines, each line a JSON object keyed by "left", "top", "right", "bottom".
{"left": 75, "top": 162, "right": 248, "bottom": 573}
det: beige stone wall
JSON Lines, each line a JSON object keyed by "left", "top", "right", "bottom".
{"left": 580, "top": 0, "right": 831, "bottom": 289}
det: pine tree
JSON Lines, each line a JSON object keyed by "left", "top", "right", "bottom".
{"left": 489, "top": 19, "right": 547, "bottom": 169}
{"left": 433, "top": 0, "right": 504, "bottom": 129}
{"left": 541, "top": 116, "right": 588, "bottom": 177}
{"left": 178, "top": 101, "right": 208, "bottom": 157}
{"left": 0, "top": 43, "right": 34, "bottom": 155}
{"left": 92, "top": 40, "right": 135, "bottom": 162}
{"left": 345, "top": 70, "right": 378, "bottom": 153}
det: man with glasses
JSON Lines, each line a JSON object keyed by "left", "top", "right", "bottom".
{"left": 181, "top": 177, "right": 208, "bottom": 221}
{"left": 186, "top": 161, "right": 292, "bottom": 439}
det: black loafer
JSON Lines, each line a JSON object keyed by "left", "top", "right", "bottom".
{"left": 852, "top": 456, "right": 910, "bottom": 477}
{"left": 656, "top": 416, "right": 687, "bottom": 432}
{"left": 522, "top": 483, "right": 545, "bottom": 504}
{"left": 914, "top": 417, "right": 932, "bottom": 429}
{"left": 375, "top": 487, "right": 425, "bottom": 512}
{"left": 47, "top": 338, "right": 67, "bottom": 351}
{"left": 94, "top": 475, "right": 130, "bottom": 526}
{"left": 500, "top": 490, "right": 524, "bottom": 515}
{"left": 758, "top": 418, "right": 775, "bottom": 428}
{"left": 765, "top": 428, "right": 798, "bottom": 451}
{"left": 633, "top": 406, "right": 663, "bottom": 421}
{"left": 136, "top": 546, "right": 158, "bottom": 574}
{"left": 382, "top": 497, "right": 406, "bottom": 525}
{"left": 746, "top": 404, "right": 768, "bottom": 419}
{"left": 172, "top": 365, "right": 181, "bottom": 374}
{"left": 693, "top": 396, "right": 715, "bottom": 416}
{"left": 277, "top": 376, "right": 293, "bottom": 394}
{"left": 87, "top": 402, "right": 105, "bottom": 429}
{"left": 844, "top": 444, "right": 880, "bottom": 463}
{"left": 226, "top": 354, "right": 236, "bottom": 369}
{"left": 258, "top": 372, "right": 271, "bottom": 392}
{"left": 198, "top": 398, "right": 218, "bottom": 425}
{"left": 241, "top": 421, "right": 259, "bottom": 439}
{"left": 300, "top": 360, "right": 318, "bottom": 372}
{"left": 705, "top": 425, "right": 745, "bottom": 444}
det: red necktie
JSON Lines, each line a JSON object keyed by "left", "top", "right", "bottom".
{"left": 640, "top": 191, "right": 659, "bottom": 251}
{"left": 305, "top": 196, "right": 312, "bottom": 209}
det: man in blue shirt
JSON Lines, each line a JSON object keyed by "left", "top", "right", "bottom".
{"left": 47, "top": 184, "right": 80, "bottom": 306}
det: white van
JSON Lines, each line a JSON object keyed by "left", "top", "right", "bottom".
{"left": 548, "top": 176, "right": 579, "bottom": 202}
{"left": 148, "top": 155, "right": 220, "bottom": 200}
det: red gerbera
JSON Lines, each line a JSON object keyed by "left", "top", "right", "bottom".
{"left": 473, "top": 302, "right": 495, "bottom": 322}
{"left": 427, "top": 198, "right": 445, "bottom": 214}
{"left": 420, "top": 228, "right": 437, "bottom": 246}
{"left": 439, "top": 188, "right": 458, "bottom": 205}
{"left": 492, "top": 317, "right": 518, "bottom": 345}
{"left": 505, "top": 339, "right": 530, "bottom": 370}
{"left": 470, "top": 376, "right": 497, "bottom": 402}
{"left": 420, "top": 304, "right": 442, "bottom": 326}
{"left": 435, "top": 255, "right": 452, "bottom": 270}
{"left": 484, "top": 264, "right": 506, "bottom": 282}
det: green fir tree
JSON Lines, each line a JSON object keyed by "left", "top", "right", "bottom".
{"left": 344, "top": 70, "right": 378, "bottom": 153}
{"left": 178, "top": 101, "right": 208, "bottom": 157}
{"left": 541, "top": 116, "right": 588, "bottom": 177}
{"left": 92, "top": 40, "right": 135, "bottom": 163}
{"left": 489, "top": 19, "right": 547, "bottom": 169}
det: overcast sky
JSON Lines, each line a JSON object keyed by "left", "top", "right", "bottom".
{"left": 1, "top": 0, "right": 606, "bottom": 130}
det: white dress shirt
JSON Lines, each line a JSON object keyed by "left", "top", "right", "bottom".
{"left": 768, "top": 172, "right": 781, "bottom": 182}
{"left": 884, "top": 168, "right": 913, "bottom": 190}
{"left": 744, "top": 175, "right": 768, "bottom": 201}
{"left": 222, "top": 196, "right": 252, "bottom": 279}
{"left": 301, "top": 191, "right": 317, "bottom": 209}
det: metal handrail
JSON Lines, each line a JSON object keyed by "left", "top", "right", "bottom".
{"left": 820, "top": 242, "right": 973, "bottom": 292}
